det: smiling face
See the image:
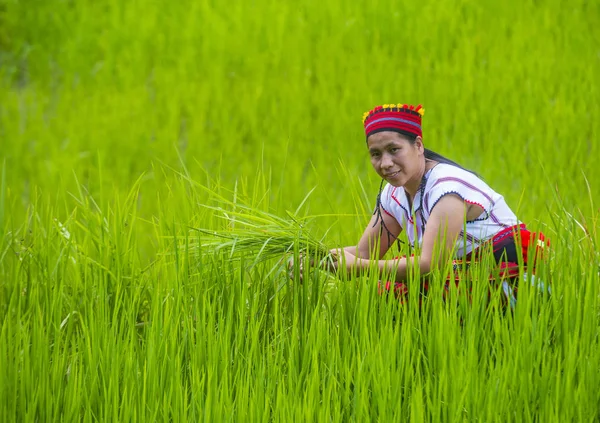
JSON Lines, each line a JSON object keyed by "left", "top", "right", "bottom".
{"left": 367, "top": 131, "right": 425, "bottom": 191}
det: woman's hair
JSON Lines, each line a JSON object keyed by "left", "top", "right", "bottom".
{"left": 424, "top": 148, "right": 475, "bottom": 174}
{"left": 400, "top": 132, "right": 477, "bottom": 175}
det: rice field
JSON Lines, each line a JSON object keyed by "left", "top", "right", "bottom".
{"left": 1, "top": 0, "right": 599, "bottom": 420}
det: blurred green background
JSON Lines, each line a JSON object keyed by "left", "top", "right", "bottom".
{"left": 1, "top": 0, "right": 598, "bottom": 254}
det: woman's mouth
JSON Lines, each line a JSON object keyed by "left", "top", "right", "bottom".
{"left": 385, "top": 170, "right": 401, "bottom": 178}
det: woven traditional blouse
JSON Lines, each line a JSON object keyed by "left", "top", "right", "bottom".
{"left": 379, "top": 163, "right": 520, "bottom": 258}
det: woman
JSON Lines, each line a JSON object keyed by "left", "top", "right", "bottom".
{"left": 321, "top": 103, "right": 548, "bottom": 303}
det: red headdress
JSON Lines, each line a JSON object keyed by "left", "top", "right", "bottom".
{"left": 363, "top": 104, "right": 425, "bottom": 139}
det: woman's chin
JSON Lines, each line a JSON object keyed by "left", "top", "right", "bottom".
{"left": 385, "top": 176, "right": 404, "bottom": 187}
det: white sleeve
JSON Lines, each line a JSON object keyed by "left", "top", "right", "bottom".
{"left": 423, "top": 176, "right": 494, "bottom": 219}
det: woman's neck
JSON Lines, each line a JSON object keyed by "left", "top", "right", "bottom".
{"left": 405, "top": 160, "right": 438, "bottom": 203}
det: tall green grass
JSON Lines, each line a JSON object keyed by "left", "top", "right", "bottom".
{"left": 1, "top": 0, "right": 599, "bottom": 420}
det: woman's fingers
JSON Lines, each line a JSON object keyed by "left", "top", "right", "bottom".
{"left": 320, "top": 249, "right": 341, "bottom": 273}
{"left": 287, "top": 250, "right": 343, "bottom": 281}
{"left": 286, "top": 254, "right": 308, "bottom": 282}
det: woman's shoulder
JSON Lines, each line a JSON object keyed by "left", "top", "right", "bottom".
{"left": 422, "top": 163, "right": 502, "bottom": 214}
{"left": 427, "top": 163, "right": 490, "bottom": 189}
{"left": 381, "top": 182, "right": 406, "bottom": 202}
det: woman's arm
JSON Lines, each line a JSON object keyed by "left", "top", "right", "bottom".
{"left": 340, "top": 206, "right": 402, "bottom": 259}
{"left": 290, "top": 207, "right": 401, "bottom": 281}
{"left": 334, "top": 195, "right": 467, "bottom": 281}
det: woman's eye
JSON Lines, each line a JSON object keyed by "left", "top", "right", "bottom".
{"left": 390, "top": 148, "right": 399, "bottom": 154}
{"left": 370, "top": 152, "right": 381, "bottom": 158}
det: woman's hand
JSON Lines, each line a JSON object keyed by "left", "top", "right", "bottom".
{"left": 326, "top": 248, "right": 362, "bottom": 276}
{"left": 286, "top": 247, "right": 365, "bottom": 282}
{"left": 286, "top": 253, "right": 315, "bottom": 283}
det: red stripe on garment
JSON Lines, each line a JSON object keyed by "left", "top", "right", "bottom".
{"left": 464, "top": 199, "right": 486, "bottom": 211}
{"left": 390, "top": 188, "right": 413, "bottom": 224}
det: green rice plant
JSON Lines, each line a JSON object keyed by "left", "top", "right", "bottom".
{"left": 161, "top": 167, "right": 337, "bottom": 284}
{"left": 191, "top": 202, "right": 332, "bottom": 268}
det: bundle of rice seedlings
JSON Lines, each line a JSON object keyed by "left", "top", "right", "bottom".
{"left": 190, "top": 203, "right": 334, "bottom": 272}
{"left": 164, "top": 169, "right": 336, "bottom": 278}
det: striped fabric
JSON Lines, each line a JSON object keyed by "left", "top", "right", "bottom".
{"left": 363, "top": 106, "right": 423, "bottom": 138}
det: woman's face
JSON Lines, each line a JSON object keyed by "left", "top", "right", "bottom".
{"left": 367, "top": 131, "right": 424, "bottom": 188}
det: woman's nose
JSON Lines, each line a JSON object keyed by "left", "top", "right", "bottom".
{"left": 381, "top": 153, "right": 393, "bottom": 169}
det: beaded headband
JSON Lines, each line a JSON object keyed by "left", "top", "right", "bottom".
{"left": 363, "top": 104, "right": 425, "bottom": 139}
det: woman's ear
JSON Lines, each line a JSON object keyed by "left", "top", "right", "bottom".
{"left": 415, "top": 136, "right": 425, "bottom": 154}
